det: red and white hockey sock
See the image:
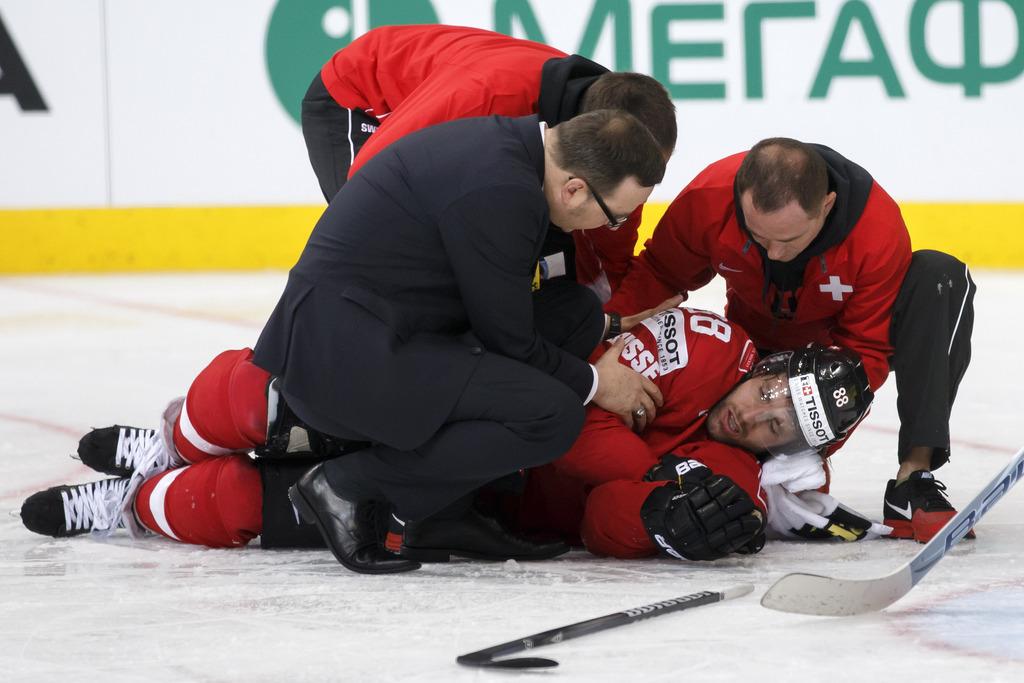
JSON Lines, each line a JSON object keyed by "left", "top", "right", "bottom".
{"left": 134, "top": 456, "right": 263, "bottom": 548}
{"left": 173, "top": 348, "right": 271, "bottom": 463}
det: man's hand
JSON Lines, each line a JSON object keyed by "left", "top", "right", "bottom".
{"left": 619, "top": 294, "right": 685, "bottom": 334}
{"left": 592, "top": 338, "right": 663, "bottom": 431}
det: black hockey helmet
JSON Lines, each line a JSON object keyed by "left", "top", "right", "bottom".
{"left": 747, "top": 344, "right": 873, "bottom": 455}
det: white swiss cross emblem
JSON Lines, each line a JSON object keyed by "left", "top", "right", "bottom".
{"left": 819, "top": 275, "right": 853, "bottom": 301}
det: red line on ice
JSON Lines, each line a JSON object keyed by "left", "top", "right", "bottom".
{"left": 0, "top": 412, "right": 95, "bottom": 500}
{"left": 0, "top": 280, "right": 261, "bottom": 330}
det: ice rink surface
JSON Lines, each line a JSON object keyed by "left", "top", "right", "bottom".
{"left": 1, "top": 271, "right": 1022, "bottom": 682}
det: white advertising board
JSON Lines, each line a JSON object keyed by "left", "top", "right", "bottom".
{"left": 1, "top": 0, "right": 1021, "bottom": 208}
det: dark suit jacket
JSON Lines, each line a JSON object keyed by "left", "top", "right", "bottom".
{"left": 254, "top": 115, "right": 594, "bottom": 451}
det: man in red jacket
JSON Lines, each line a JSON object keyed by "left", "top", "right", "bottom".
{"left": 22, "top": 309, "right": 876, "bottom": 564}
{"left": 301, "top": 24, "right": 677, "bottom": 301}
{"left": 607, "top": 137, "right": 976, "bottom": 543}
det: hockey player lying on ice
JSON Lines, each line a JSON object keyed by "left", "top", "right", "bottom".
{"left": 22, "top": 306, "right": 887, "bottom": 564}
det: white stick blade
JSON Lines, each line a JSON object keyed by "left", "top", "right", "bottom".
{"left": 760, "top": 570, "right": 913, "bottom": 616}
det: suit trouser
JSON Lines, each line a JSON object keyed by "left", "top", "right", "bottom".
{"left": 300, "top": 74, "right": 378, "bottom": 202}
{"left": 321, "top": 281, "right": 604, "bottom": 520}
{"left": 889, "top": 250, "right": 976, "bottom": 469}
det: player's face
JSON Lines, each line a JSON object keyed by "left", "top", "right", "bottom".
{"left": 706, "top": 371, "right": 801, "bottom": 452}
{"left": 552, "top": 175, "right": 651, "bottom": 232}
{"left": 740, "top": 190, "right": 836, "bottom": 262}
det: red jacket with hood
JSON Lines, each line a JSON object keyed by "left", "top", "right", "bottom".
{"left": 608, "top": 147, "right": 912, "bottom": 391}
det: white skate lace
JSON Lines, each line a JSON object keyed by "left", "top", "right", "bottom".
{"left": 119, "top": 397, "right": 187, "bottom": 540}
{"left": 115, "top": 427, "right": 159, "bottom": 471}
{"left": 128, "top": 428, "right": 175, "bottom": 481}
{"left": 61, "top": 479, "right": 129, "bottom": 532}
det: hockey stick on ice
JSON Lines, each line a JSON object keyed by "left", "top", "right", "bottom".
{"left": 761, "top": 447, "right": 1024, "bottom": 616}
{"left": 456, "top": 584, "right": 752, "bottom": 669}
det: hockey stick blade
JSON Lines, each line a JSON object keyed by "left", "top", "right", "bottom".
{"left": 456, "top": 584, "right": 753, "bottom": 669}
{"left": 455, "top": 654, "right": 558, "bottom": 669}
{"left": 762, "top": 447, "right": 1024, "bottom": 616}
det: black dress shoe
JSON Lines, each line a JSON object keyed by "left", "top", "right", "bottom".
{"left": 288, "top": 464, "right": 420, "bottom": 574}
{"left": 401, "top": 509, "right": 569, "bottom": 562}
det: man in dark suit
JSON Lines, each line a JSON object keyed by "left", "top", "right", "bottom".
{"left": 304, "top": 25, "right": 677, "bottom": 300}
{"left": 255, "top": 109, "right": 667, "bottom": 573}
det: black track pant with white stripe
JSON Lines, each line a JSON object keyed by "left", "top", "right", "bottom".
{"left": 300, "top": 73, "right": 379, "bottom": 202}
{"left": 889, "top": 250, "right": 976, "bottom": 469}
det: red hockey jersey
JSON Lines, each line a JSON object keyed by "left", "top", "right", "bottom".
{"left": 516, "top": 307, "right": 766, "bottom": 558}
{"left": 318, "top": 25, "right": 641, "bottom": 296}
{"left": 321, "top": 25, "right": 564, "bottom": 179}
{"left": 608, "top": 152, "right": 912, "bottom": 391}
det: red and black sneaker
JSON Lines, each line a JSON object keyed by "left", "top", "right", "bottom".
{"left": 384, "top": 510, "right": 405, "bottom": 555}
{"left": 883, "top": 470, "right": 974, "bottom": 543}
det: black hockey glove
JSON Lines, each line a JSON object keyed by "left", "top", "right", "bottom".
{"left": 644, "top": 453, "right": 709, "bottom": 483}
{"left": 641, "top": 467, "right": 765, "bottom": 561}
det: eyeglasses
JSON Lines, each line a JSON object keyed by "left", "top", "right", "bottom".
{"left": 578, "top": 177, "right": 629, "bottom": 230}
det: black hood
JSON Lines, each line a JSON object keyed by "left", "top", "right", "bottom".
{"left": 734, "top": 144, "right": 874, "bottom": 318}
{"left": 537, "top": 54, "right": 609, "bottom": 126}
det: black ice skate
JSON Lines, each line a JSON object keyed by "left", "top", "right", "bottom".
{"left": 21, "top": 478, "right": 131, "bottom": 538}
{"left": 76, "top": 425, "right": 159, "bottom": 477}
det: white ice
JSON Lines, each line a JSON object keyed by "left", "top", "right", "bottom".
{"left": 2, "top": 271, "right": 1023, "bottom": 682}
